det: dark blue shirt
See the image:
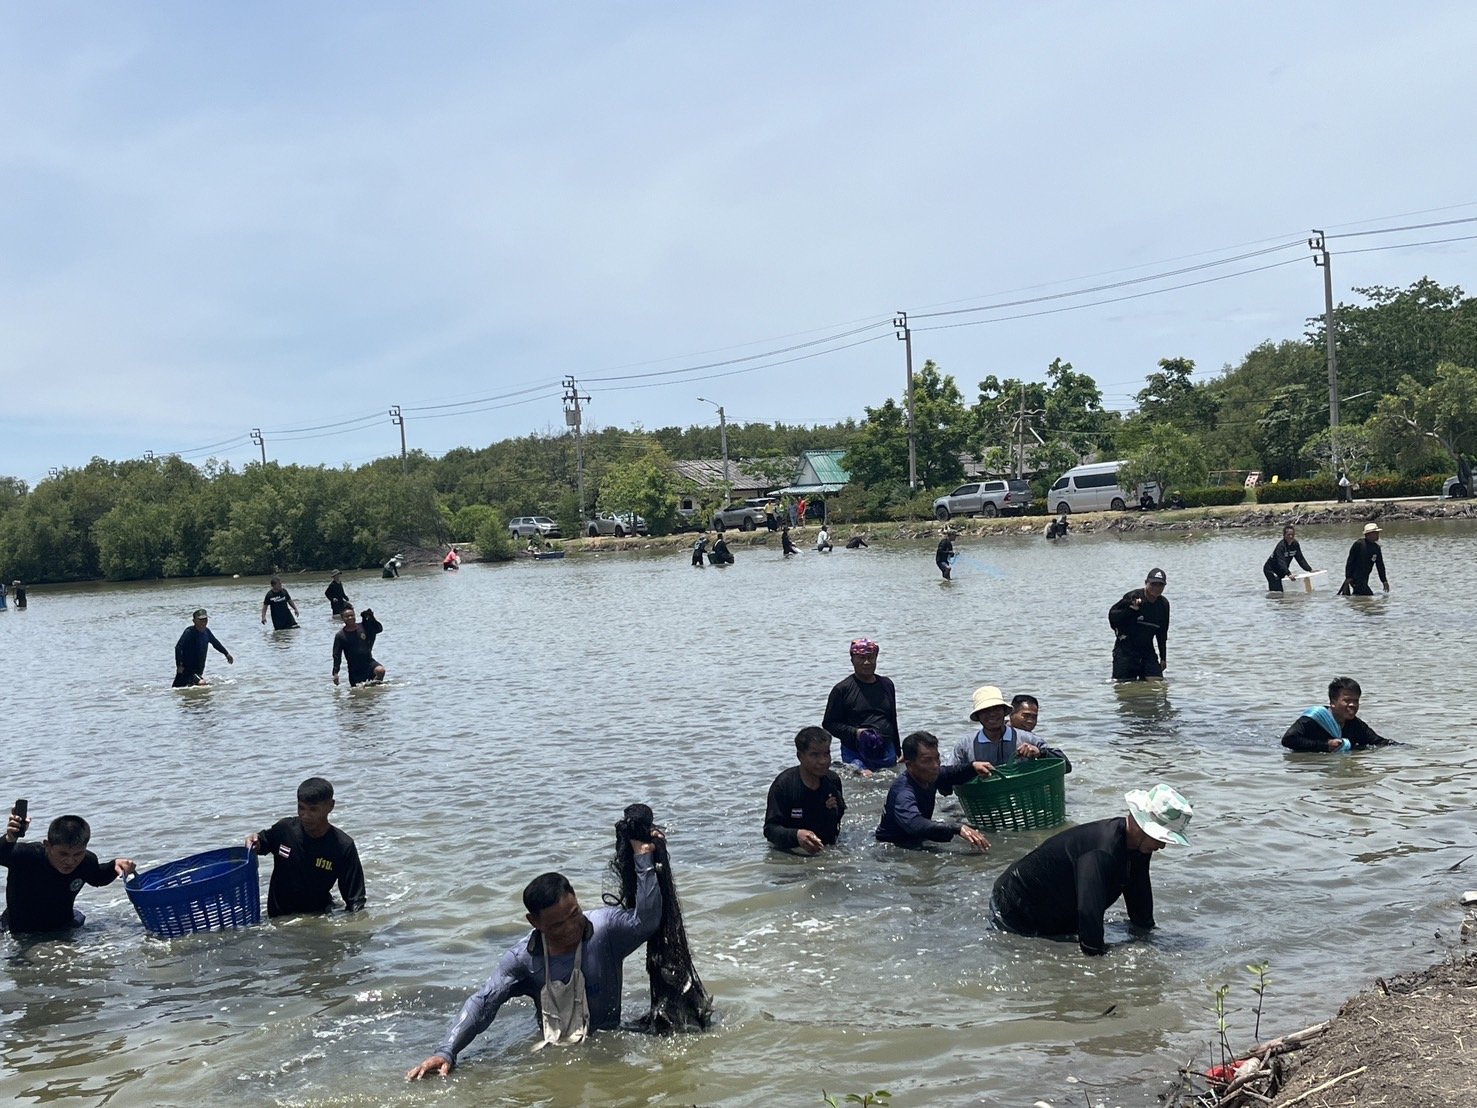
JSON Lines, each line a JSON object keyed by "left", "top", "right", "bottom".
{"left": 874, "top": 763, "right": 977, "bottom": 846}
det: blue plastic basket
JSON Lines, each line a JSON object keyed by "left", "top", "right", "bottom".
{"left": 126, "top": 847, "right": 261, "bottom": 937}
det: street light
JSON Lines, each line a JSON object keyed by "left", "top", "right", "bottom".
{"left": 697, "top": 397, "right": 729, "bottom": 501}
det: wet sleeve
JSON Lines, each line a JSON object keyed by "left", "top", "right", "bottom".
{"left": 763, "top": 774, "right": 800, "bottom": 851}
{"left": 1038, "top": 742, "right": 1072, "bottom": 773}
{"left": 208, "top": 631, "right": 229, "bottom": 656}
{"left": 1073, "top": 849, "right": 1118, "bottom": 955}
{"left": 1107, "top": 594, "right": 1134, "bottom": 632}
{"left": 1344, "top": 542, "right": 1359, "bottom": 580}
{"left": 1374, "top": 548, "right": 1388, "bottom": 585}
{"left": 84, "top": 853, "right": 120, "bottom": 888}
{"left": 605, "top": 853, "right": 661, "bottom": 958}
{"left": 435, "top": 947, "right": 527, "bottom": 1063}
{"left": 174, "top": 629, "right": 191, "bottom": 666}
{"left": 336, "top": 841, "right": 366, "bottom": 911}
{"left": 1122, "top": 858, "right": 1155, "bottom": 932}
{"left": 1157, "top": 600, "right": 1169, "bottom": 660}
{"left": 948, "top": 736, "right": 975, "bottom": 766}
{"left": 1280, "top": 716, "right": 1328, "bottom": 752}
{"left": 821, "top": 684, "right": 857, "bottom": 745}
{"left": 935, "top": 762, "right": 978, "bottom": 797}
{"left": 1346, "top": 717, "right": 1395, "bottom": 747}
{"left": 890, "top": 781, "right": 959, "bottom": 842}
{"left": 331, "top": 633, "right": 344, "bottom": 674}
{"left": 883, "top": 680, "right": 900, "bottom": 745}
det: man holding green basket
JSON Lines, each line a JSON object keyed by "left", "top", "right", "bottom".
{"left": 989, "top": 784, "right": 1192, "bottom": 956}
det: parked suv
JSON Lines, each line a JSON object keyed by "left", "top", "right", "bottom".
{"left": 615, "top": 511, "right": 650, "bottom": 536}
{"left": 711, "top": 502, "right": 767, "bottom": 531}
{"left": 509, "top": 515, "right": 561, "bottom": 539}
{"left": 585, "top": 513, "right": 630, "bottom": 537}
{"left": 932, "top": 479, "right": 1031, "bottom": 520}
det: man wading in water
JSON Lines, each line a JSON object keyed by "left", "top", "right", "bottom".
{"left": 1108, "top": 568, "right": 1169, "bottom": 681}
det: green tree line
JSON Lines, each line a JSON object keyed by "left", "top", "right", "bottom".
{"left": 4, "top": 278, "right": 1474, "bottom": 583}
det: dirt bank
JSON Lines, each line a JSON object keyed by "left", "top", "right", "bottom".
{"left": 1165, "top": 898, "right": 1477, "bottom": 1108}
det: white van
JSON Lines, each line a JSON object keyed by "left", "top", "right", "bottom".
{"left": 1047, "top": 461, "right": 1160, "bottom": 514}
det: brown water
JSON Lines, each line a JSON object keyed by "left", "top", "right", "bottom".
{"left": 0, "top": 521, "right": 1471, "bottom": 1107}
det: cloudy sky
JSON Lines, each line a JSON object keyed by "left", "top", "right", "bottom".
{"left": 3, "top": 1, "right": 1475, "bottom": 486}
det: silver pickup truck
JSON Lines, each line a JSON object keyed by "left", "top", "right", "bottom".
{"left": 932, "top": 479, "right": 1032, "bottom": 520}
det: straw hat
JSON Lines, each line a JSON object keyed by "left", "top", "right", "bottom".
{"left": 969, "top": 685, "right": 1010, "bottom": 719}
{"left": 1125, "top": 784, "right": 1193, "bottom": 845}
{"left": 1363, "top": 522, "right": 1381, "bottom": 535}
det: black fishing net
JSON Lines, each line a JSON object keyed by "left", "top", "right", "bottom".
{"left": 603, "top": 803, "right": 713, "bottom": 1032}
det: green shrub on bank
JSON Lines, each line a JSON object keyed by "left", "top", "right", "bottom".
{"left": 1254, "top": 473, "right": 1445, "bottom": 503}
{"left": 1348, "top": 473, "right": 1445, "bottom": 498}
{"left": 1175, "top": 486, "right": 1250, "bottom": 508}
{"left": 473, "top": 515, "right": 515, "bottom": 561}
{"left": 1253, "top": 477, "right": 1335, "bottom": 503}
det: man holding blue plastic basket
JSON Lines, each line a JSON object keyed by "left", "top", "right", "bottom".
{"left": 247, "top": 778, "right": 364, "bottom": 918}
{"left": 989, "top": 784, "right": 1192, "bottom": 956}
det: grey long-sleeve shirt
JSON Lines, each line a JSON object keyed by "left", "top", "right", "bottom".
{"left": 434, "top": 854, "right": 660, "bottom": 1064}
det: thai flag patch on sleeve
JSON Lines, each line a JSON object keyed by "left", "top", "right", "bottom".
{"left": 277, "top": 845, "right": 292, "bottom": 859}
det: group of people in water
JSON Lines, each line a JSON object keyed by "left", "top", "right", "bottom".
{"left": 171, "top": 568, "right": 390, "bottom": 688}
{"left": 0, "top": 579, "right": 27, "bottom": 610}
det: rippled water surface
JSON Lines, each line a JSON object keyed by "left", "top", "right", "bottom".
{"left": 2, "top": 520, "right": 1472, "bottom": 1107}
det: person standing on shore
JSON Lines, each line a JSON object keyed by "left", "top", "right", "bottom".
{"left": 1262, "top": 525, "right": 1315, "bottom": 592}
{"left": 325, "top": 570, "right": 350, "bottom": 616}
{"left": 1340, "top": 523, "right": 1389, "bottom": 596}
{"left": 1337, "top": 469, "right": 1352, "bottom": 502}
{"left": 173, "top": 608, "right": 233, "bottom": 687}
{"left": 990, "top": 784, "right": 1192, "bottom": 956}
{"left": 1108, "top": 569, "right": 1169, "bottom": 680}
{"left": 822, "top": 638, "right": 900, "bottom": 774}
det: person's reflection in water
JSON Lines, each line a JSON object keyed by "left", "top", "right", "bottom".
{"left": 1112, "top": 681, "right": 1178, "bottom": 738}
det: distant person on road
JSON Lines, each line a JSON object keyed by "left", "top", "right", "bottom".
{"left": 765, "top": 504, "right": 778, "bottom": 532}
{"left": 10, "top": 580, "right": 26, "bottom": 610}
{"left": 1045, "top": 515, "right": 1069, "bottom": 541}
{"left": 844, "top": 533, "right": 869, "bottom": 549}
{"left": 405, "top": 835, "right": 661, "bottom": 1078}
{"left": 763, "top": 726, "right": 846, "bottom": 855}
{"left": 874, "top": 731, "right": 991, "bottom": 852}
{"left": 1339, "top": 523, "right": 1388, "bottom": 596}
{"left": 781, "top": 526, "right": 798, "bottom": 557}
{"left": 816, "top": 526, "right": 833, "bottom": 553}
{"left": 1262, "top": 525, "right": 1316, "bottom": 593}
{"left": 2, "top": 811, "right": 136, "bottom": 935}
{"left": 332, "top": 606, "right": 385, "bottom": 687}
{"left": 325, "top": 570, "right": 350, "bottom": 616}
{"left": 1280, "top": 676, "right": 1396, "bottom": 753}
{"left": 935, "top": 533, "right": 956, "bottom": 579}
{"left": 247, "top": 776, "right": 365, "bottom": 918}
{"left": 950, "top": 686, "right": 1070, "bottom": 772}
{"left": 261, "top": 577, "right": 301, "bottom": 629}
{"left": 691, "top": 534, "right": 709, "bottom": 567}
{"left": 1108, "top": 568, "right": 1169, "bottom": 681}
{"left": 822, "top": 638, "right": 900, "bottom": 774}
{"left": 990, "top": 784, "right": 1192, "bottom": 956}
{"left": 173, "top": 608, "right": 233, "bottom": 687}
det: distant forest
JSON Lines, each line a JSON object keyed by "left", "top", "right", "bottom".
{"left": 3, "top": 278, "right": 1473, "bottom": 582}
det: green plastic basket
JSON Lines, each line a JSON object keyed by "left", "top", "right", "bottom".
{"left": 956, "top": 756, "right": 1067, "bottom": 831}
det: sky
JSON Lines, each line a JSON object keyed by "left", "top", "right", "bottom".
{"left": 3, "top": 1, "right": 1477, "bottom": 487}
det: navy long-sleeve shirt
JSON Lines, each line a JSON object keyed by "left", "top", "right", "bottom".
{"left": 991, "top": 817, "right": 1154, "bottom": 956}
{"left": 874, "top": 764, "right": 977, "bottom": 846}
{"left": 174, "top": 626, "right": 228, "bottom": 676}
{"left": 434, "top": 854, "right": 660, "bottom": 1064}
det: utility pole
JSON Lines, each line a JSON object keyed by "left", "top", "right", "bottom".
{"left": 250, "top": 427, "right": 266, "bottom": 465}
{"left": 144, "top": 450, "right": 155, "bottom": 462}
{"left": 1005, "top": 383, "right": 1046, "bottom": 479}
{"left": 894, "top": 312, "right": 917, "bottom": 490}
{"left": 697, "top": 397, "right": 730, "bottom": 501}
{"left": 389, "top": 405, "right": 407, "bottom": 474}
{"left": 562, "top": 376, "right": 590, "bottom": 519}
{"left": 1309, "top": 230, "right": 1340, "bottom": 470}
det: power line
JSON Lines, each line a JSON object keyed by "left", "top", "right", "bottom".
{"left": 582, "top": 320, "right": 891, "bottom": 384}
{"left": 1326, "top": 215, "right": 1477, "bottom": 240}
{"left": 591, "top": 332, "right": 892, "bottom": 392}
{"left": 402, "top": 381, "right": 557, "bottom": 413}
{"left": 1335, "top": 231, "right": 1477, "bottom": 257}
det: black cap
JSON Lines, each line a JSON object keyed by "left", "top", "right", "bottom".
{"left": 1146, "top": 568, "right": 1167, "bottom": 584}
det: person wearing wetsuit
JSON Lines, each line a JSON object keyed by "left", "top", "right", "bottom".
{"left": 332, "top": 606, "right": 384, "bottom": 686}
{"left": 781, "top": 526, "right": 798, "bottom": 557}
{"left": 1280, "top": 676, "right": 1396, "bottom": 753}
{"left": 935, "top": 535, "right": 955, "bottom": 579}
{"left": 260, "top": 578, "right": 300, "bottom": 629}
{"left": 406, "top": 842, "right": 661, "bottom": 1079}
{"left": 1263, "top": 525, "right": 1314, "bottom": 592}
{"left": 173, "top": 608, "right": 233, "bottom": 687}
{"left": 822, "top": 638, "right": 901, "bottom": 772}
{"left": 248, "top": 777, "right": 365, "bottom": 917}
{"left": 1341, "top": 524, "right": 1388, "bottom": 595}
{"left": 1108, "top": 568, "right": 1169, "bottom": 680}
{"left": 763, "top": 727, "right": 846, "bottom": 854}
{"left": 10, "top": 580, "right": 26, "bottom": 610}
{"left": 990, "top": 784, "right": 1192, "bottom": 956}
{"left": 325, "top": 570, "right": 349, "bottom": 615}
{"left": 1, "top": 813, "right": 135, "bottom": 934}
{"left": 874, "top": 732, "right": 990, "bottom": 850}
{"left": 691, "top": 535, "right": 708, "bottom": 567}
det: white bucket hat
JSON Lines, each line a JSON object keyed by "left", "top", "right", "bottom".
{"left": 1125, "top": 784, "right": 1193, "bottom": 845}
{"left": 970, "top": 685, "right": 1010, "bottom": 719}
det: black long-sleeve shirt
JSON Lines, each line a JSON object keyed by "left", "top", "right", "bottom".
{"left": 251, "top": 817, "right": 366, "bottom": 916}
{"left": 991, "top": 817, "right": 1154, "bottom": 956}
{"left": 0, "top": 840, "right": 118, "bottom": 933}
{"left": 763, "top": 766, "right": 846, "bottom": 851}
{"left": 1108, "top": 589, "right": 1169, "bottom": 664}
{"left": 174, "top": 626, "right": 229, "bottom": 676}
{"left": 822, "top": 675, "right": 899, "bottom": 756}
{"left": 874, "top": 764, "right": 977, "bottom": 846}
{"left": 1344, "top": 538, "right": 1387, "bottom": 589}
{"left": 332, "top": 616, "right": 383, "bottom": 685}
{"left": 1280, "top": 713, "right": 1394, "bottom": 752}
{"left": 1263, "top": 538, "right": 1313, "bottom": 578}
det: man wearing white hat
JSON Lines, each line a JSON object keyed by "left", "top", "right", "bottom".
{"left": 1339, "top": 523, "right": 1389, "bottom": 596}
{"left": 989, "top": 784, "right": 1192, "bottom": 956}
{"left": 950, "top": 686, "right": 1070, "bottom": 772}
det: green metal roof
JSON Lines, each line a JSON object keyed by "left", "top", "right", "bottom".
{"left": 800, "top": 450, "right": 850, "bottom": 486}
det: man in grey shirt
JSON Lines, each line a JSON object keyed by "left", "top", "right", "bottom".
{"left": 406, "top": 839, "right": 660, "bottom": 1079}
